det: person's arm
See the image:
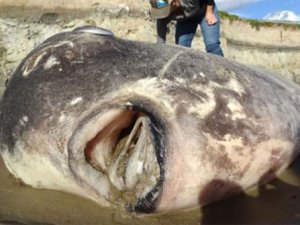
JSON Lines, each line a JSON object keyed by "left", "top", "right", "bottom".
{"left": 205, "top": 0, "right": 217, "bottom": 25}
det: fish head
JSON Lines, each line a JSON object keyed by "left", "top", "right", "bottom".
{"left": 0, "top": 27, "right": 211, "bottom": 213}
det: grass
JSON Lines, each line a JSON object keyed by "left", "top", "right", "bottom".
{"left": 219, "top": 11, "right": 300, "bottom": 31}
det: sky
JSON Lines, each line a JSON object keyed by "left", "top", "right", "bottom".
{"left": 215, "top": 0, "right": 300, "bottom": 22}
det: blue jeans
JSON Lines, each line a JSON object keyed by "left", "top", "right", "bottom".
{"left": 175, "top": 6, "right": 224, "bottom": 57}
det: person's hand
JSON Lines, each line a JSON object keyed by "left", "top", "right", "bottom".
{"left": 205, "top": 10, "right": 217, "bottom": 25}
{"left": 171, "top": 0, "right": 181, "bottom": 13}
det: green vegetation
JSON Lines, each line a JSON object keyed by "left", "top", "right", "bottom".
{"left": 219, "top": 11, "right": 241, "bottom": 23}
{"left": 248, "top": 19, "right": 278, "bottom": 31}
{"left": 219, "top": 11, "right": 300, "bottom": 31}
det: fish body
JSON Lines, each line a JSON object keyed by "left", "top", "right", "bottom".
{"left": 1, "top": 27, "right": 300, "bottom": 213}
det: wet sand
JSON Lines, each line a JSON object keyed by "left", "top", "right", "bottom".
{"left": 1, "top": 154, "right": 300, "bottom": 225}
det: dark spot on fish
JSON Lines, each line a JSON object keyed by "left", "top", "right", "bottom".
{"left": 203, "top": 88, "right": 267, "bottom": 145}
{"left": 259, "top": 148, "right": 286, "bottom": 186}
{"left": 216, "top": 146, "right": 234, "bottom": 170}
{"left": 175, "top": 105, "right": 188, "bottom": 117}
{"left": 234, "top": 146, "right": 244, "bottom": 156}
{"left": 202, "top": 141, "right": 254, "bottom": 180}
{"left": 168, "top": 87, "right": 208, "bottom": 102}
{"left": 162, "top": 52, "right": 209, "bottom": 85}
{"left": 203, "top": 89, "right": 238, "bottom": 138}
{"left": 214, "top": 67, "right": 236, "bottom": 84}
{"left": 199, "top": 179, "right": 244, "bottom": 205}
{"left": 167, "top": 87, "right": 208, "bottom": 117}
{"left": 203, "top": 145, "right": 237, "bottom": 176}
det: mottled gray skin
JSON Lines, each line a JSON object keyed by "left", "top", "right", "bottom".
{"left": 1, "top": 27, "right": 300, "bottom": 213}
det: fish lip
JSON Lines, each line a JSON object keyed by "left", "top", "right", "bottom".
{"left": 68, "top": 101, "right": 166, "bottom": 213}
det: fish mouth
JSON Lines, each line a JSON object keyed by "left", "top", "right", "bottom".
{"left": 68, "top": 102, "right": 165, "bottom": 213}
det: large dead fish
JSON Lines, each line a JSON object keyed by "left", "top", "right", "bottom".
{"left": 1, "top": 26, "right": 300, "bottom": 214}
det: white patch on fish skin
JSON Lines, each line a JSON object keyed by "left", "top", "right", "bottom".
{"left": 68, "top": 41, "right": 75, "bottom": 48}
{"left": 44, "top": 55, "right": 60, "bottom": 70}
{"left": 22, "top": 51, "right": 47, "bottom": 77}
{"left": 199, "top": 72, "right": 206, "bottom": 78}
{"left": 188, "top": 76, "right": 246, "bottom": 121}
{"left": 51, "top": 41, "right": 74, "bottom": 49}
{"left": 125, "top": 102, "right": 133, "bottom": 110}
{"left": 227, "top": 99, "right": 247, "bottom": 120}
{"left": 159, "top": 51, "right": 184, "bottom": 78}
{"left": 188, "top": 88, "right": 216, "bottom": 118}
{"left": 175, "top": 77, "right": 186, "bottom": 84}
{"left": 19, "top": 116, "right": 29, "bottom": 126}
{"left": 59, "top": 114, "right": 66, "bottom": 122}
{"left": 23, "top": 116, "right": 28, "bottom": 122}
{"left": 225, "top": 78, "right": 246, "bottom": 96}
{"left": 22, "top": 41, "right": 75, "bottom": 76}
{"left": 70, "top": 97, "right": 83, "bottom": 106}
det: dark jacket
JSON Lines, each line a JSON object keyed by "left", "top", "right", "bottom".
{"left": 176, "top": 0, "right": 215, "bottom": 20}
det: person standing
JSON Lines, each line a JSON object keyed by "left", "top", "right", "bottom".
{"left": 149, "top": 0, "right": 173, "bottom": 43}
{"left": 150, "top": 0, "right": 224, "bottom": 57}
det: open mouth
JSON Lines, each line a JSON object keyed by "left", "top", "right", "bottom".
{"left": 68, "top": 103, "right": 165, "bottom": 213}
